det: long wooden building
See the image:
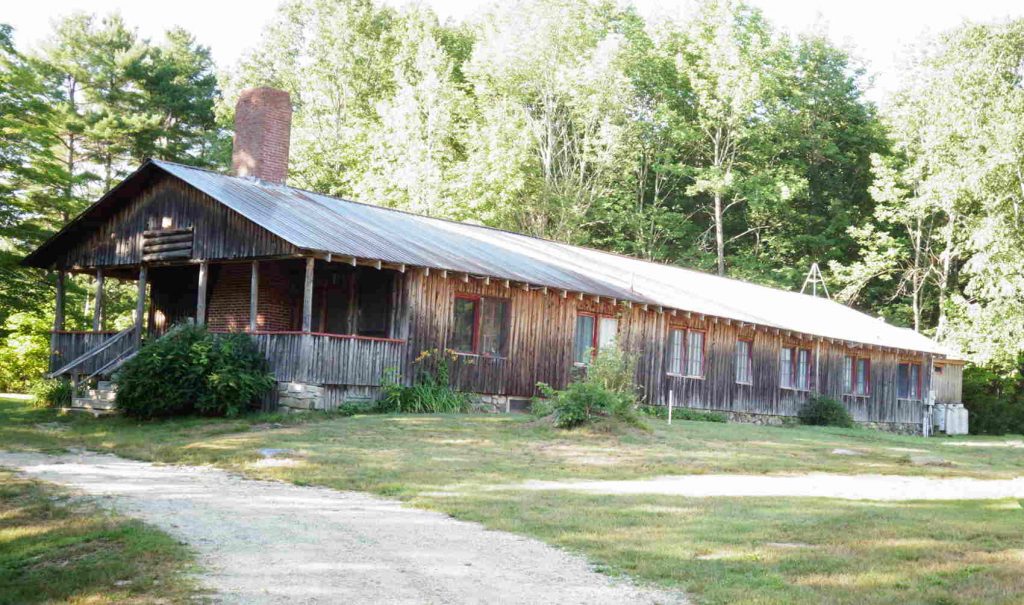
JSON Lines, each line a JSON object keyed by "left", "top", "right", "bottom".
{"left": 25, "top": 87, "right": 964, "bottom": 433}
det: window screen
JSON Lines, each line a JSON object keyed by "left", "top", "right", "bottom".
{"left": 779, "top": 347, "right": 794, "bottom": 388}
{"left": 735, "top": 340, "right": 752, "bottom": 384}
{"left": 479, "top": 298, "right": 510, "bottom": 356}
{"left": 795, "top": 349, "right": 811, "bottom": 390}
{"left": 574, "top": 315, "right": 595, "bottom": 364}
{"left": 855, "top": 358, "right": 870, "bottom": 395}
{"left": 452, "top": 297, "right": 477, "bottom": 353}
{"left": 598, "top": 317, "right": 618, "bottom": 351}
{"left": 843, "top": 356, "right": 853, "bottom": 393}
{"left": 686, "top": 331, "right": 704, "bottom": 376}
{"left": 669, "top": 329, "right": 684, "bottom": 374}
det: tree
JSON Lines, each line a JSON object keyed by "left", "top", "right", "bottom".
{"left": 671, "top": 0, "right": 797, "bottom": 276}
{"left": 838, "top": 19, "right": 1024, "bottom": 368}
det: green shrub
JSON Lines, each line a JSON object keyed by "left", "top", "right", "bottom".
{"left": 29, "top": 378, "right": 72, "bottom": 408}
{"left": 638, "top": 405, "right": 727, "bottom": 423}
{"left": 378, "top": 350, "right": 471, "bottom": 414}
{"left": 537, "top": 348, "right": 642, "bottom": 429}
{"left": 529, "top": 396, "right": 554, "bottom": 418}
{"left": 197, "top": 333, "right": 276, "bottom": 417}
{"left": 798, "top": 395, "right": 854, "bottom": 428}
{"left": 116, "top": 325, "right": 273, "bottom": 419}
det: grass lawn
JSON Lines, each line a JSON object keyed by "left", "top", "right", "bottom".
{"left": 0, "top": 468, "right": 200, "bottom": 604}
{"left": 2, "top": 394, "right": 1023, "bottom": 604}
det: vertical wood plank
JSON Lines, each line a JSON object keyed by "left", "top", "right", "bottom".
{"left": 250, "top": 261, "right": 259, "bottom": 333}
{"left": 92, "top": 269, "right": 104, "bottom": 331}
{"left": 196, "top": 260, "right": 209, "bottom": 326}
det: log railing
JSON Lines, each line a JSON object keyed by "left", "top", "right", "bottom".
{"left": 247, "top": 331, "right": 406, "bottom": 386}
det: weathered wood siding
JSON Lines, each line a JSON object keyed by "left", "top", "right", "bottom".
{"left": 50, "top": 175, "right": 297, "bottom": 270}
{"left": 933, "top": 362, "right": 964, "bottom": 404}
{"left": 405, "top": 271, "right": 934, "bottom": 426}
{"left": 250, "top": 332, "right": 405, "bottom": 387}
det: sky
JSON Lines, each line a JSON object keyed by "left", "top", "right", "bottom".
{"left": 7, "top": 0, "right": 1024, "bottom": 100}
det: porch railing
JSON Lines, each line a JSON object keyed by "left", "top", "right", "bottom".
{"left": 247, "top": 331, "right": 406, "bottom": 386}
{"left": 48, "top": 328, "right": 137, "bottom": 379}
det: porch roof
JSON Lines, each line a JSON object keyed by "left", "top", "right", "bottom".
{"left": 26, "top": 159, "right": 950, "bottom": 356}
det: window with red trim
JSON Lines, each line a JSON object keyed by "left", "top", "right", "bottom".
{"left": 667, "top": 327, "right": 705, "bottom": 377}
{"left": 451, "top": 294, "right": 510, "bottom": 356}
{"left": 844, "top": 356, "right": 870, "bottom": 396}
{"left": 897, "top": 362, "right": 922, "bottom": 399}
{"left": 780, "top": 346, "right": 812, "bottom": 390}
{"left": 574, "top": 312, "right": 618, "bottom": 364}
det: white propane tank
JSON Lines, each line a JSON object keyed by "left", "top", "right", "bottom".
{"left": 948, "top": 405, "right": 960, "bottom": 435}
{"left": 935, "top": 403, "right": 948, "bottom": 433}
{"left": 959, "top": 405, "right": 970, "bottom": 435}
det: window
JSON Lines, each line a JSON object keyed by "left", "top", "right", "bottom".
{"left": 779, "top": 347, "right": 794, "bottom": 388}
{"left": 795, "top": 349, "right": 811, "bottom": 390}
{"left": 669, "top": 329, "right": 684, "bottom": 374}
{"left": 574, "top": 313, "right": 617, "bottom": 364}
{"left": 735, "top": 339, "right": 753, "bottom": 384}
{"left": 842, "top": 356, "right": 853, "bottom": 393}
{"left": 668, "top": 328, "right": 705, "bottom": 377}
{"left": 451, "top": 295, "right": 510, "bottom": 356}
{"left": 844, "top": 356, "right": 870, "bottom": 396}
{"left": 780, "top": 346, "right": 812, "bottom": 390}
{"left": 898, "top": 363, "right": 921, "bottom": 399}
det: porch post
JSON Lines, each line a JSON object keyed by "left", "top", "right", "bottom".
{"left": 196, "top": 260, "right": 209, "bottom": 326}
{"left": 50, "top": 270, "right": 66, "bottom": 370}
{"left": 249, "top": 261, "right": 259, "bottom": 333}
{"left": 302, "top": 257, "right": 314, "bottom": 333}
{"left": 300, "top": 257, "right": 315, "bottom": 383}
{"left": 135, "top": 265, "right": 147, "bottom": 345}
{"left": 92, "top": 268, "right": 104, "bottom": 331}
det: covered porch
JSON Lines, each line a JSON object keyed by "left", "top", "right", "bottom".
{"left": 49, "top": 256, "right": 410, "bottom": 403}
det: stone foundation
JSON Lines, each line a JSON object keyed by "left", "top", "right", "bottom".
{"left": 472, "top": 394, "right": 511, "bottom": 413}
{"left": 277, "top": 381, "right": 324, "bottom": 413}
{"left": 721, "top": 410, "right": 922, "bottom": 435}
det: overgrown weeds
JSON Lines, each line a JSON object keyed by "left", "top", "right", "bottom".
{"left": 537, "top": 348, "right": 644, "bottom": 429}
{"left": 379, "top": 349, "right": 472, "bottom": 413}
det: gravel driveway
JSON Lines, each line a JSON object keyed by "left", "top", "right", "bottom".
{"left": 0, "top": 451, "right": 684, "bottom": 605}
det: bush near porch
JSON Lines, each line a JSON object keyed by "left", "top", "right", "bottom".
{"left": 115, "top": 325, "right": 274, "bottom": 419}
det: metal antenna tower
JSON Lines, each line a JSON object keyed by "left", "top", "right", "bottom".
{"left": 800, "top": 262, "right": 830, "bottom": 299}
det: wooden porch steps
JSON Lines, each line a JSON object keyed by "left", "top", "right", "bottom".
{"left": 63, "top": 381, "right": 120, "bottom": 417}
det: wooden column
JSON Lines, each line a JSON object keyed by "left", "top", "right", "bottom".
{"left": 92, "top": 268, "right": 104, "bottom": 331}
{"left": 300, "top": 257, "right": 315, "bottom": 382}
{"left": 196, "top": 260, "right": 209, "bottom": 326}
{"left": 50, "top": 271, "right": 66, "bottom": 371}
{"left": 302, "top": 257, "right": 314, "bottom": 333}
{"left": 249, "top": 261, "right": 259, "bottom": 333}
{"left": 134, "top": 265, "right": 147, "bottom": 344}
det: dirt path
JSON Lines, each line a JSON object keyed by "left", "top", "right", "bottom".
{"left": 507, "top": 473, "right": 1024, "bottom": 501}
{"left": 0, "top": 451, "right": 685, "bottom": 605}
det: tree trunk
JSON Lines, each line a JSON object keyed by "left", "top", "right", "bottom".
{"left": 714, "top": 190, "right": 725, "bottom": 276}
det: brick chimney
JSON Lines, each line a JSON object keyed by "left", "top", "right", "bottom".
{"left": 231, "top": 87, "right": 292, "bottom": 184}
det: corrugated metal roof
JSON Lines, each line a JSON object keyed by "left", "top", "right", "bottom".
{"left": 54, "top": 159, "right": 956, "bottom": 355}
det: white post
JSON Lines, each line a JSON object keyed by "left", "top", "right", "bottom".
{"left": 668, "top": 390, "right": 674, "bottom": 425}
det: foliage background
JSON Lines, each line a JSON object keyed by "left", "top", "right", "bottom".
{"left": 1, "top": 0, "right": 1022, "bottom": 430}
